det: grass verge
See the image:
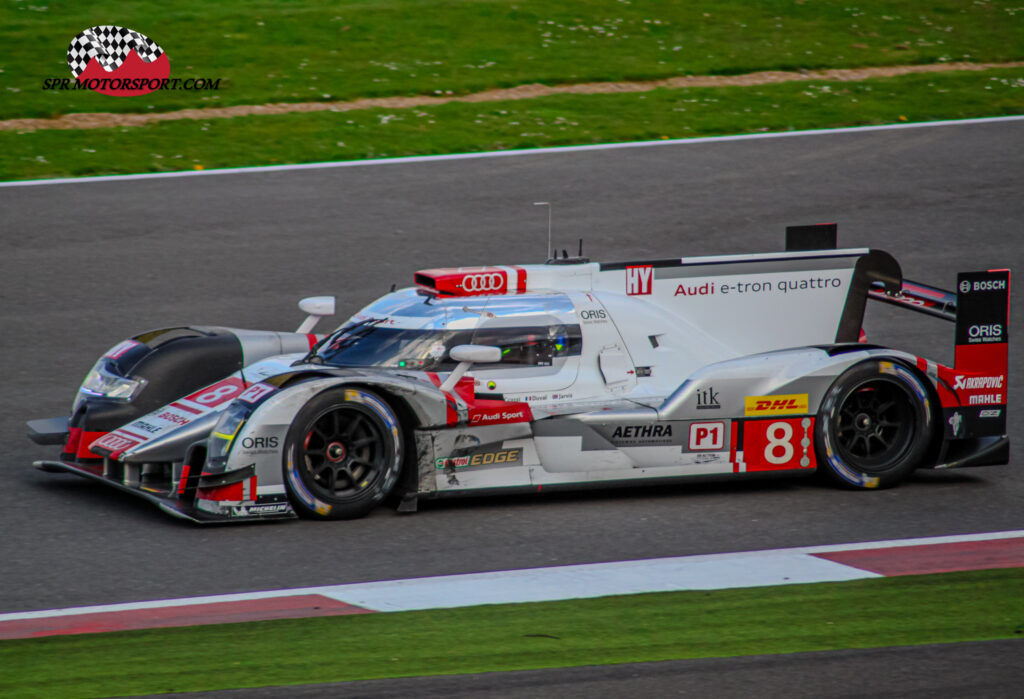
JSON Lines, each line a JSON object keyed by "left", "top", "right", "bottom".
{"left": 3, "top": 67, "right": 1022, "bottom": 181}
{"left": 3, "top": 0, "right": 1022, "bottom": 119}
{"left": 1, "top": 569, "right": 1022, "bottom": 697}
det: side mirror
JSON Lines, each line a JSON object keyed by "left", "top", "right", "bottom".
{"left": 449, "top": 344, "right": 502, "bottom": 364}
{"left": 440, "top": 344, "right": 501, "bottom": 392}
{"left": 296, "top": 296, "right": 336, "bottom": 334}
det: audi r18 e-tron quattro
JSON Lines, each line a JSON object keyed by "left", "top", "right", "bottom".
{"left": 28, "top": 224, "right": 1010, "bottom": 523}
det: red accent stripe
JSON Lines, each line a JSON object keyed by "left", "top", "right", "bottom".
{"left": 729, "top": 421, "right": 739, "bottom": 473}
{"left": 177, "top": 463, "right": 191, "bottom": 496}
{"left": 64, "top": 426, "right": 83, "bottom": 457}
{"left": 306, "top": 333, "right": 318, "bottom": 350}
{"left": 171, "top": 401, "right": 201, "bottom": 415}
{"left": 76, "top": 430, "right": 106, "bottom": 460}
{"left": 197, "top": 481, "right": 245, "bottom": 502}
{"left": 902, "top": 282, "right": 946, "bottom": 300}
{"left": 813, "top": 538, "right": 1024, "bottom": 576}
{"left": 0, "top": 595, "right": 373, "bottom": 640}
{"left": 511, "top": 265, "right": 527, "bottom": 292}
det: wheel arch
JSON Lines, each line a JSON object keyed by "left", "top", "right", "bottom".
{"left": 872, "top": 356, "right": 944, "bottom": 470}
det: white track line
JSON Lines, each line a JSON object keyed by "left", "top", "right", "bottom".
{"left": 1, "top": 530, "right": 1020, "bottom": 621}
{"left": 2, "top": 115, "right": 1021, "bottom": 189}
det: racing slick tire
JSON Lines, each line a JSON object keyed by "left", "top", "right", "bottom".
{"left": 815, "top": 360, "right": 934, "bottom": 489}
{"left": 283, "top": 387, "right": 403, "bottom": 519}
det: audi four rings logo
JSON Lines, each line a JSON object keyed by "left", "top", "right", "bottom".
{"left": 461, "top": 273, "right": 506, "bottom": 292}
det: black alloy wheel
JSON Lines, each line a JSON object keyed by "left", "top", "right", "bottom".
{"left": 284, "top": 388, "right": 402, "bottom": 519}
{"left": 815, "top": 360, "right": 934, "bottom": 489}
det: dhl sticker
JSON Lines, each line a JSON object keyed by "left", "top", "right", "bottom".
{"left": 744, "top": 393, "right": 809, "bottom": 416}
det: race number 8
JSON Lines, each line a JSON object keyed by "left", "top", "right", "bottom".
{"left": 195, "top": 384, "right": 239, "bottom": 404}
{"left": 764, "top": 421, "right": 794, "bottom": 465}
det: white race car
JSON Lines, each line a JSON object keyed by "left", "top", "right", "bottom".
{"left": 28, "top": 224, "right": 1010, "bottom": 523}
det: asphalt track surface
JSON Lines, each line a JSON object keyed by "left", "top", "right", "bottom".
{"left": 2, "top": 119, "right": 1022, "bottom": 693}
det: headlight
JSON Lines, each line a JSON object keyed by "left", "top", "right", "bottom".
{"left": 205, "top": 402, "right": 251, "bottom": 472}
{"left": 73, "top": 360, "right": 146, "bottom": 412}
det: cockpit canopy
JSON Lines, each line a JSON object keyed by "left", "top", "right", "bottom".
{"left": 310, "top": 289, "right": 582, "bottom": 371}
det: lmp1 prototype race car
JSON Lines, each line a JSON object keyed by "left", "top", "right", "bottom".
{"left": 28, "top": 224, "right": 1010, "bottom": 523}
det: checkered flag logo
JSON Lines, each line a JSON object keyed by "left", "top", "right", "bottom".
{"left": 67, "top": 25, "right": 164, "bottom": 78}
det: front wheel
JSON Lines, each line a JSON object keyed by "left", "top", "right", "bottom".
{"left": 815, "top": 360, "right": 935, "bottom": 489}
{"left": 283, "top": 387, "right": 403, "bottom": 519}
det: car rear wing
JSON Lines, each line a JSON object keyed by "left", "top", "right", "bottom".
{"left": 868, "top": 279, "right": 957, "bottom": 321}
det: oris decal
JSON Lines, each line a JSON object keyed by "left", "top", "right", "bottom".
{"left": 460, "top": 273, "right": 506, "bottom": 293}
{"left": 241, "top": 436, "right": 279, "bottom": 450}
{"left": 967, "top": 324, "right": 1003, "bottom": 343}
{"left": 579, "top": 309, "right": 608, "bottom": 322}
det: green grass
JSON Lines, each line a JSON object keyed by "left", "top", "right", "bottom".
{"left": 4, "top": 67, "right": 1022, "bottom": 181}
{"left": 2, "top": 1, "right": 1023, "bottom": 119}
{"left": 1, "top": 569, "right": 1021, "bottom": 698}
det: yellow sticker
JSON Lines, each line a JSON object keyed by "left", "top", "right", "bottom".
{"left": 744, "top": 393, "right": 810, "bottom": 416}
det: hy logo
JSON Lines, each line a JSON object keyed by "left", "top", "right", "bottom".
{"left": 67, "top": 25, "right": 169, "bottom": 96}
{"left": 626, "top": 265, "right": 653, "bottom": 295}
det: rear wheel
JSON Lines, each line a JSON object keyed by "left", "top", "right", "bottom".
{"left": 283, "top": 387, "right": 402, "bottom": 519}
{"left": 815, "top": 360, "right": 934, "bottom": 489}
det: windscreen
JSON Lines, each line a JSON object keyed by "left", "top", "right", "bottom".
{"left": 311, "top": 289, "right": 581, "bottom": 370}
